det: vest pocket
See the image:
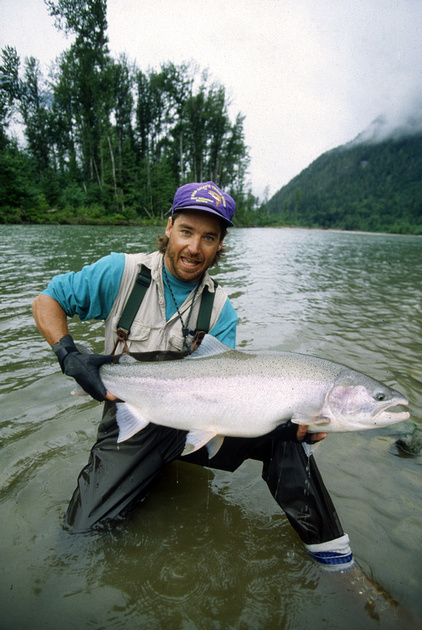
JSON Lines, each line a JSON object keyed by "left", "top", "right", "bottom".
{"left": 128, "top": 322, "right": 151, "bottom": 342}
{"left": 167, "top": 330, "right": 186, "bottom": 351}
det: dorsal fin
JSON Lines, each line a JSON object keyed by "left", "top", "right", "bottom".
{"left": 186, "top": 334, "right": 233, "bottom": 360}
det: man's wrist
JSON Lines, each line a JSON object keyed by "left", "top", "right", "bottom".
{"left": 52, "top": 335, "right": 78, "bottom": 371}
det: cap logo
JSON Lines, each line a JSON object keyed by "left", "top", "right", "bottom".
{"left": 191, "top": 184, "right": 227, "bottom": 209}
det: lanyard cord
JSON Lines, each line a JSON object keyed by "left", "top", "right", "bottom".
{"left": 163, "top": 266, "right": 201, "bottom": 351}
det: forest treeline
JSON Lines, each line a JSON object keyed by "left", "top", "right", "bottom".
{"left": 0, "top": 0, "right": 259, "bottom": 226}
{"left": 266, "top": 133, "right": 422, "bottom": 235}
{"left": 1, "top": 0, "right": 421, "bottom": 234}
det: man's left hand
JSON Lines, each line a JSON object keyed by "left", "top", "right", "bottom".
{"left": 296, "top": 424, "right": 328, "bottom": 443}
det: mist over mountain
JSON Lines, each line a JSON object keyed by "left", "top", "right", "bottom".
{"left": 349, "top": 105, "right": 422, "bottom": 146}
{"left": 266, "top": 115, "right": 422, "bottom": 234}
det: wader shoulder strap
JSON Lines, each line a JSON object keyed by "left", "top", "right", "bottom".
{"left": 196, "top": 281, "right": 218, "bottom": 334}
{"left": 112, "top": 265, "right": 152, "bottom": 354}
{"left": 112, "top": 265, "right": 217, "bottom": 354}
{"left": 119, "top": 264, "right": 152, "bottom": 331}
{"left": 190, "top": 281, "right": 218, "bottom": 352}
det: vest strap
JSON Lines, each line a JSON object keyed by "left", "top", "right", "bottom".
{"left": 196, "top": 282, "right": 218, "bottom": 334}
{"left": 118, "top": 265, "right": 152, "bottom": 333}
{"left": 113, "top": 264, "right": 217, "bottom": 354}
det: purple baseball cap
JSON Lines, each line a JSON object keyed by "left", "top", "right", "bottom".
{"left": 171, "top": 181, "right": 235, "bottom": 227}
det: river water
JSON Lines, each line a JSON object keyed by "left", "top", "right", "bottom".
{"left": 0, "top": 224, "right": 421, "bottom": 629}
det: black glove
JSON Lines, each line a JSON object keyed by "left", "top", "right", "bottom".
{"left": 52, "top": 334, "right": 113, "bottom": 401}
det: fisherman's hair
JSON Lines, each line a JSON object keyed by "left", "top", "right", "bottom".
{"left": 157, "top": 212, "right": 227, "bottom": 265}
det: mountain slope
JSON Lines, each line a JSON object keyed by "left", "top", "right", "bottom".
{"left": 267, "top": 129, "right": 422, "bottom": 234}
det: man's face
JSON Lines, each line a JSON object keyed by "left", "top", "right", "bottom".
{"left": 164, "top": 210, "right": 224, "bottom": 283}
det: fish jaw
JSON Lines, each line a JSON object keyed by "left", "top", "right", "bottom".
{"left": 300, "top": 384, "right": 410, "bottom": 433}
{"left": 369, "top": 394, "right": 410, "bottom": 428}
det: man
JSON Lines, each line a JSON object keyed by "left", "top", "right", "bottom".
{"left": 32, "top": 181, "right": 353, "bottom": 572}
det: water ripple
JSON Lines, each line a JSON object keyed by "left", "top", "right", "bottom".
{"left": 1, "top": 225, "right": 421, "bottom": 628}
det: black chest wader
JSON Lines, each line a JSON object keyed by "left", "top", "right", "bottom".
{"left": 65, "top": 267, "right": 345, "bottom": 552}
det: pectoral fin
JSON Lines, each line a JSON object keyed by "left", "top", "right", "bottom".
{"left": 291, "top": 412, "right": 331, "bottom": 426}
{"left": 71, "top": 385, "right": 89, "bottom": 396}
{"left": 115, "top": 402, "right": 150, "bottom": 443}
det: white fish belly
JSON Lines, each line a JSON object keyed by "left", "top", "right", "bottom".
{"left": 102, "top": 373, "right": 301, "bottom": 437}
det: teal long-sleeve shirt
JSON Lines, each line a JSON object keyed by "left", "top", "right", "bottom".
{"left": 42, "top": 253, "right": 238, "bottom": 348}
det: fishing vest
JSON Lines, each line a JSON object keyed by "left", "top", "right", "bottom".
{"left": 104, "top": 251, "right": 227, "bottom": 354}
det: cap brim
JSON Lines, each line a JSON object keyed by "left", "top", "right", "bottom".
{"left": 172, "top": 204, "right": 234, "bottom": 227}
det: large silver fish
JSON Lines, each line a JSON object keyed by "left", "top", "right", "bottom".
{"left": 99, "top": 335, "right": 410, "bottom": 457}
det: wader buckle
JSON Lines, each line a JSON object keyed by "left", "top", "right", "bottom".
{"left": 111, "top": 327, "right": 130, "bottom": 355}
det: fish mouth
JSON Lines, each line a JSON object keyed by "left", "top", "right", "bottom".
{"left": 373, "top": 397, "right": 410, "bottom": 424}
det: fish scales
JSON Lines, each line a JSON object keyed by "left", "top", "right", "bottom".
{"left": 99, "top": 336, "right": 410, "bottom": 455}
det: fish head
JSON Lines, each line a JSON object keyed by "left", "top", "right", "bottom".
{"left": 321, "top": 375, "right": 410, "bottom": 431}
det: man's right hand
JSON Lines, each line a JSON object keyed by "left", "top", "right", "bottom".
{"left": 52, "top": 334, "right": 113, "bottom": 401}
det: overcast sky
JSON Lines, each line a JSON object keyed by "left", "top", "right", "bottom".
{"left": 1, "top": 0, "right": 421, "bottom": 198}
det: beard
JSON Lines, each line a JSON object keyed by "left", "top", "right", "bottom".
{"left": 164, "top": 240, "right": 219, "bottom": 283}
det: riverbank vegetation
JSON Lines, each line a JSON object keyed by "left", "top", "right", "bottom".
{"left": 1, "top": 0, "right": 421, "bottom": 234}
{"left": 0, "top": 0, "right": 258, "bottom": 227}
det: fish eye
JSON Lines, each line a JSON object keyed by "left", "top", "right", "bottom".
{"left": 375, "top": 392, "right": 386, "bottom": 402}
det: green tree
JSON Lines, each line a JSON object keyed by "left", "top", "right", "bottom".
{"left": 0, "top": 46, "right": 21, "bottom": 147}
{"left": 46, "top": 0, "right": 113, "bottom": 200}
{"left": 0, "top": 139, "right": 38, "bottom": 219}
{"left": 20, "top": 57, "right": 51, "bottom": 176}
{"left": 1, "top": 4, "right": 255, "bottom": 226}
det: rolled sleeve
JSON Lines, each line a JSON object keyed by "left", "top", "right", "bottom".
{"left": 42, "top": 253, "right": 125, "bottom": 321}
{"left": 209, "top": 298, "right": 238, "bottom": 348}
